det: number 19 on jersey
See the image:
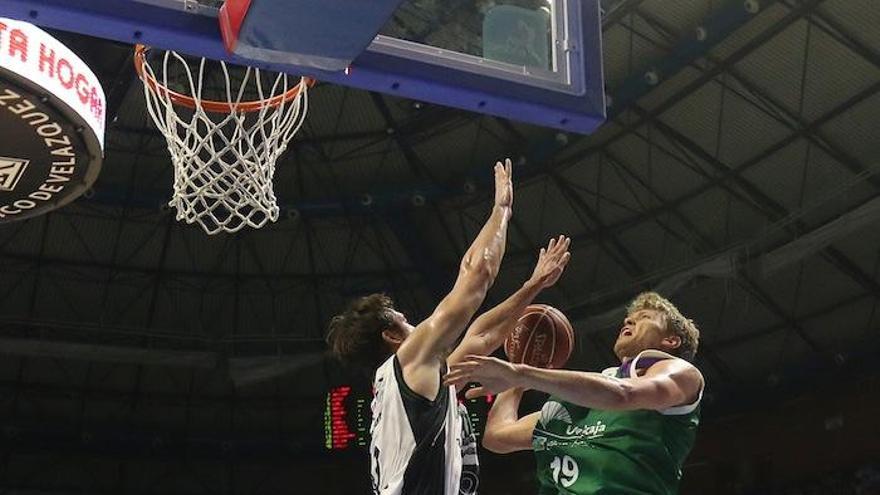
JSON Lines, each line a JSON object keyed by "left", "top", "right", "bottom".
{"left": 549, "top": 455, "right": 579, "bottom": 488}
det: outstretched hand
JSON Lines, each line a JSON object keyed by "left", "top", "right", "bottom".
{"left": 494, "top": 159, "right": 513, "bottom": 208}
{"left": 444, "top": 355, "right": 522, "bottom": 399}
{"left": 529, "top": 235, "right": 571, "bottom": 289}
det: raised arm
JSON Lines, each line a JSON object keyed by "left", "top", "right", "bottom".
{"left": 481, "top": 388, "right": 540, "bottom": 454}
{"left": 446, "top": 356, "right": 703, "bottom": 412}
{"left": 447, "top": 235, "right": 571, "bottom": 366}
{"left": 397, "top": 159, "right": 513, "bottom": 371}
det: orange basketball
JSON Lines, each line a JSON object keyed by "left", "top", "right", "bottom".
{"left": 504, "top": 304, "right": 574, "bottom": 369}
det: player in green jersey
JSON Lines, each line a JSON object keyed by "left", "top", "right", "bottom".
{"left": 444, "top": 292, "right": 703, "bottom": 495}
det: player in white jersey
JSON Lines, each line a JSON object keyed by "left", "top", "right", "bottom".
{"left": 327, "top": 159, "right": 570, "bottom": 495}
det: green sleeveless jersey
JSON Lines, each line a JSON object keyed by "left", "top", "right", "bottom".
{"left": 532, "top": 350, "right": 702, "bottom": 495}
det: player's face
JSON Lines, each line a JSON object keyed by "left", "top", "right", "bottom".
{"left": 387, "top": 309, "right": 414, "bottom": 339}
{"left": 379, "top": 309, "right": 414, "bottom": 353}
{"left": 613, "top": 309, "right": 669, "bottom": 360}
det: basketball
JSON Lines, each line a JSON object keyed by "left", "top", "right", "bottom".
{"left": 504, "top": 304, "right": 574, "bottom": 369}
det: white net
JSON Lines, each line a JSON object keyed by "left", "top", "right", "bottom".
{"left": 137, "top": 48, "right": 309, "bottom": 235}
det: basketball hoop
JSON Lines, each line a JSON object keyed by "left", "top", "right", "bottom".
{"left": 134, "top": 45, "right": 314, "bottom": 235}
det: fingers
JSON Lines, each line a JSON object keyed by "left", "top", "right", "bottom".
{"left": 461, "top": 354, "right": 490, "bottom": 362}
{"left": 495, "top": 158, "right": 513, "bottom": 184}
{"left": 552, "top": 236, "right": 570, "bottom": 262}
{"left": 494, "top": 159, "right": 514, "bottom": 207}
{"left": 533, "top": 235, "right": 572, "bottom": 287}
{"left": 540, "top": 235, "right": 571, "bottom": 262}
{"left": 539, "top": 238, "right": 556, "bottom": 260}
{"left": 444, "top": 375, "right": 469, "bottom": 389}
{"left": 560, "top": 251, "right": 572, "bottom": 268}
{"left": 495, "top": 159, "right": 513, "bottom": 178}
{"left": 445, "top": 355, "right": 508, "bottom": 397}
{"left": 444, "top": 373, "right": 479, "bottom": 390}
{"left": 551, "top": 235, "right": 569, "bottom": 254}
{"left": 495, "top": 161, "right": 507, "bottom": 180}
{"left": 444, "top": 356, "right": 487, "bottom": 386}
{"left": 444, "top": 366, "right": 474, "bottom": 383}
{"left": 555, "top": 238, "right": 571, "bottom": 266}
{"left": 443, "top": 362, "right": 480, "bottom": 387}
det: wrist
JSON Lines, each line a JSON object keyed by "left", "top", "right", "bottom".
{"left": 493, "top": 204, "right": 512, "bottom": 215}
{"left": 512, "top": 363, "right": 532, "bottom": 388}
{"left": 521, "top": 278, "right": 542, "bottom": 293}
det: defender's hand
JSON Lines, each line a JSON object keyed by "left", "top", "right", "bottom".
{"left": 494, "top": 159, "right": 513, "bottom": 208}
{"left": 528, "top": 235, "right": 572, "bottom": 289}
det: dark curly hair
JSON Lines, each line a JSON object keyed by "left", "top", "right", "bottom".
{"left": 326, "top": 294, "right": 397, "bottom": 372}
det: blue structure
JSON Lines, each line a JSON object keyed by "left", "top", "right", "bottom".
{"left": 0, "top": 0, "right": 606, "bottom": 132}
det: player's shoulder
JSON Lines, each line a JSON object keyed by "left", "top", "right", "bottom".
{"left": 639, "top": 350, "right": 703, "bottom": 382}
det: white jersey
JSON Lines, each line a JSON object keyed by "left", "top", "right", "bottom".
{"left": 369, "top": 355, "right": 479, "bottom": 495}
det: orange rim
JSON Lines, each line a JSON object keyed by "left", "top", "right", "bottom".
{"left": 134, "top": 45, "right": 314, "bottom": 113}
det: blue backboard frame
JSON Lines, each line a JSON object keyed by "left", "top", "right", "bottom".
{"left": 0, "top": 0, "right": 605, "bottom": 133}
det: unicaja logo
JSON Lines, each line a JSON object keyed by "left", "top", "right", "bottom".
{"left": 565, "top": 420, "right": 606, "bottom": 439}
{"left": 0, "top": 156, "right": 29, "bottom": 191}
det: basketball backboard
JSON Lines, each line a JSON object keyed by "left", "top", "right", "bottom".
{"left": 0, "top": 0, "right": 605, "bottom": 132}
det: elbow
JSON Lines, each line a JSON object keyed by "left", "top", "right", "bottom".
{"left": 606, "top": 380, "right": 669, "bottom": 411}
{"left": 460, "top": 256, "right": 495, "bottom": 288}
{"left": 463, "top": 333, "right": 492, "bottom": 358}
{"left": 481, "top": 431, "right": 514, "bottom": 454}
{"left": 607, "top": 383, "right": 637, "bottom": 410}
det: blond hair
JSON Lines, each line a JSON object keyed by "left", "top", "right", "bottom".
{"left": 626, "top": 292, "right": 700, "bottom": 361}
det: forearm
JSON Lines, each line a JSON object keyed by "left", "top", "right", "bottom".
{"left": 461, "top": 205, "right": 511, "bottom": 279}
{"left": 483, "top": 387, "right": 531, "bottom": 453}
{"left": 459, "top": 280, "right": 542, "bottom": 355}
{"left": 487, "top": 387, "right": 525, "bottom": 428}
{"left": 413, "top": 206, "right": 511, "bottom": 360}
{"left": 482, "top": 280, "right": 542, "bottom": 330}
{"left": 514, "top": 366, "right": 635, "bottom": 411}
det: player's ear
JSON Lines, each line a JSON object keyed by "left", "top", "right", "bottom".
{"left": 661, "top": 333, "right": 682, "bottom": 352}
{"left": 381, "top": 326, "right": 406, "bottom": 346}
